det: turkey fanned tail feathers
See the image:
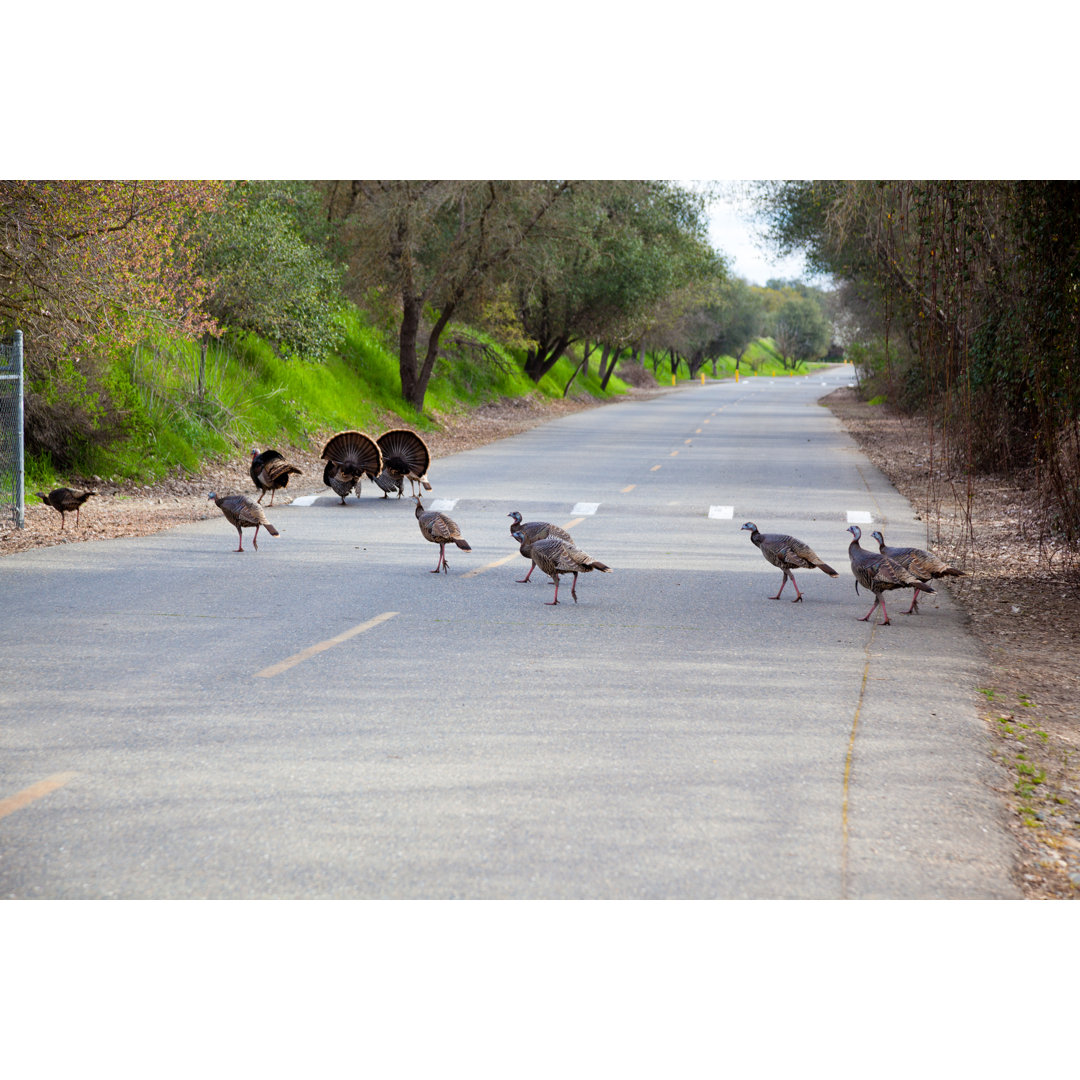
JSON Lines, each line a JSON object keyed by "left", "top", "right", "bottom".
{"left": 377, "top": 429, "right": 433, "bottom": 496}
{"left": 320, "top": 430, "right": 382, "bottom": 504}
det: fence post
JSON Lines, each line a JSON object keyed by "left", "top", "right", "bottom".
{"left": 0, "top": 330, "right": 25, "bottom": 528}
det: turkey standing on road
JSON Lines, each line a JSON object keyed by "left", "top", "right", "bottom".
{"left": 513, "top": 530, "right": 611, "bottom": 605}
{"left": 36, "top": 487, "right": 97, "bottom": 529}
{"left": 372, "top": 468, "right": 405, "bottom": 499}
{"left": 249, "top": 448, "right": 302, "bottom": 506}
{"left": 741, "top": 522, "right": 839, "bottom": 602}
{"left": 207, "top": 492, "right": 279, "bottom": 552}
{"left": 376, "top": 429, "right": 433, "bottom": 497}
{"left": 870, "top": 529, "right": 965, "bottom": 614}
{"left": 320, "top": 430, "right": 382, "bottom": 504}
{"left": 507, "top": 511, "right": 573, "bottom": 583}
{"left": 847, "top": 524, "right": 932, "bottom": 625}
{"left": 414, "top": 497, "right": 471, "bottom": 573}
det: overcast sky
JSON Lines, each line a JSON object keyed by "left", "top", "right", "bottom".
{"left": 706, "top": 195, "right": 810, "bottom": 287}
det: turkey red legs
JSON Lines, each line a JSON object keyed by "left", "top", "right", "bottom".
{"left": 741, "top": 521, "right": 838, "bottom": 602}
{"left": 414, "top": 497, "right": 471, "bottom": 573}
{"left": 870, "top": 529, "right": 965, "bottom": 614}
{"left": 513, "top": 530, "right": 611, "bottom": 605}
{"left": 846, "top": 524, "right": 932, "bottom": 626}
{"left": 207, "top": 492, "right": 279, "bottom": 552}
{"left": 507, "top": 511, "right": 573, "bottom": 583}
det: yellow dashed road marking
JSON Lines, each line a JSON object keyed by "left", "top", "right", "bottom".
{"left": 0, "top": 772, "right": 78, "bottom": 821}
{"left": 465, "top": 519, "right": 587, "bottom": 578}
{"left": 621, "top": 485, "right": 635, "bottom": 493}
{"left": 254, "top": 612, "right": 398, "bottom": 677}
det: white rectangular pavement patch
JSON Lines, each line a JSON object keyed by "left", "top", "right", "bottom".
{"left": 847, "top": 510, "right": 873, "bottom": 524}
{"left": 427, "top": 499, "right": 458, "bottom": 512}
{"left": 291, "top": 495, "right": 319, "bottom": 506}
{"left": 571, "top": 502, "right": 600, "bottom": 515}
{"left": 708, "top": 505, "right": 734, "bottom": 519}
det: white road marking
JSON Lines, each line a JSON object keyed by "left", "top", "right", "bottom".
{"left": 428, "top": 499, "right": 458, "bottom": 512}
{"left": 847, "top": 510, "right": 873, "bottom": 524}
{"left": 709, "top": 505, "right": 734, "bottom": 519}
{"left": 291, "top": 495, "right": 320, "bottom": 506}
{"left": 572, "top": 502, "right": 600, "bottom": 515}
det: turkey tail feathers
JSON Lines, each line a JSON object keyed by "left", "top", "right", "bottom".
{"left": 454, "top": 538, "right": 472, "bottom": 551}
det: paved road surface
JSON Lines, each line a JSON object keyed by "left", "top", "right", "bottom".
{"left": 0, "top": 365, "right": 1019, "bottom": 898}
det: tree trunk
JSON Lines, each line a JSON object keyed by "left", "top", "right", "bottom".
{"left": 398, "top": 295, "right": 423, "bottom": 408}
{"left": 600, "top": 346, "right": 622, "bottom": 390}
{"left": 524, "top": 334, "right": 572, "bottom": 382}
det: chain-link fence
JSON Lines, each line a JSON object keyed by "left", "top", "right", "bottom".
{"left": 0, "top": 330, "right": 25, "bottom": 529}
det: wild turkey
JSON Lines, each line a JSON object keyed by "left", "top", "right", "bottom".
{"left": 507, "top": 511, "right": 573, "bottom": 583}
{"left": 513, "top": 530, "right": 611, "bottom": 605}
{"left": 847, "top": 524, "right": 932, "bottom": 625}
{"left": 372, "top": 468, "right": 405, "bottom": 499}
{"left": 320, "top": 430, "right": 382, "bottom": 504}
{"left": 207, "top": 492, "right": 279, "bottom": 552}
{"left": 376, "top": 429, "right": 433, "bottom": 497}
{"left": 414, "top": 497, "right": 471, "bottom": 573}
{"left": 871, "top": 529, "right": 966, "bottom": 614}
{"left": 35, "top": 487, "right": 97, "bottom": 529}
{"left": 740, "top": 521, "right": 839, "bottom": 602}
{"left": 249, "top": 448, "right": 302, "bottom": 506}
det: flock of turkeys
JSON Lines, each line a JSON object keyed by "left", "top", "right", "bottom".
{"left": 33, "top": 429, "right": 965, "bottom": 617}
{"left": 742, "top": 521, "right": 964, "bottom": 626}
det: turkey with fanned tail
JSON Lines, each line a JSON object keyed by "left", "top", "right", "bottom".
{"left": 320, "top": 430, "right": 382, "bottom": 504}
{"left": 376, "top": 429, "right": 433, "bottom": 497}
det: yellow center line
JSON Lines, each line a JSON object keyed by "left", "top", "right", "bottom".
{"left": 0, "top": 772, "right": 78, "bottom": 820}
{"left": 669, "top": 450, "right": 679, "bottom": 457}
{"left": 695, "top": 428, "right": 702, "bottom": 434}
{"left": 841, "top": 622, "right": 877, "bottom": 899}
{"left": 650, "top": 465, "right": 662, "bottom": 472}
{"left": 254, "top": 612, "right": 398, "bottom": 678}
{"left": 621, "top": 485, "right": 635, "bottom": 493}
{"left": 684, "top": 439, "right": 693, "bottom": 445}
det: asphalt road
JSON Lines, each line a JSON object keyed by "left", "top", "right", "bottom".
{"left": 0, "top": 365, "right": 1020, "bottom": 898}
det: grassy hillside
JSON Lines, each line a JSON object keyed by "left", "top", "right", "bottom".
{"left": 26, "top": 306, "right": 631, "bottom": 490}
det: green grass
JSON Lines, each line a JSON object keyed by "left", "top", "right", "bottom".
{"left": 43, "top": 303, "right": 634, "bottom": 486}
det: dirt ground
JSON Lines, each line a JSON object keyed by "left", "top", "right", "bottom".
{"left": 5, "top": 377, "right": 1078, "bottom": 898}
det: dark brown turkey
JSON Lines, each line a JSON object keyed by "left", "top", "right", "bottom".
{"left": 376, "top": 429, "right": 433, "bottom": 497}
{"left": 871, "top": 529, "right": 965, "bottom": 614}
{"left": 414, "top": 497, "right": 471, "bottom": 573}
{"left": 507, "top": 511, "right": 573, "bottom": 583}
{"left": 36, "top": 487, "right": 97, "bottom": 529}
{"left": 512, "top": 530, "right": 611, "bottom": 605}
{"left": 847, "top": 524, "right": 932, "bottom": 625}
{"left": 208, "top": 492, "right": 279, "bottom": 552}
{"left": 320, "top": 430, "right": 382, "bottom": 504}
{"left": 741, "top": 522, "right": 839, "bottom": 602}
{"left": 249, "top": 448, "right": 302, "bottom": 506}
